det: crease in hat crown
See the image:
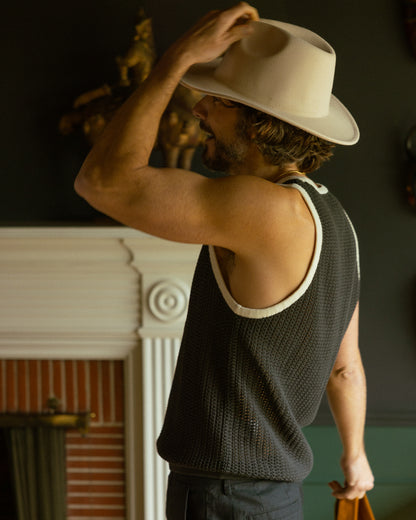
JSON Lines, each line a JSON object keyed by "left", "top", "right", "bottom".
{"left": 214, "top": 21, "right": 336, "bottom": 119}
{"left": 181, "top": 19, "right": 359, "bottom": 145}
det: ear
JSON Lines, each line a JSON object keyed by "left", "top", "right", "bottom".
{"left": 243, "top": 123, "right": 257, "bottom": 141}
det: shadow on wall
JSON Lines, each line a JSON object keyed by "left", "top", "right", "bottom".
{"left": 383, "top": 500, "right": 416, "bottom": 520}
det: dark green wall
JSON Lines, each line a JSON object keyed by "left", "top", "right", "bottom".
{"left": 304, "top": 426, "right": 416, "bottom": 520}
{"left": 2, "top": 0, "right": 416, "bottom": 516}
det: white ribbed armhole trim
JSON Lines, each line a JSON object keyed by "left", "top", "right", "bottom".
{"left": 344, "top": 210, "right": 360, "bottom": 280}
{"left": 208, "top": 181, "right": 323, "bottom": 319}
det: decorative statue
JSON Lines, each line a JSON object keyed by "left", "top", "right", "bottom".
{"left": 159, "top": 85, "right": 204, "bottom": 170}
{"left": 59, "top": 83, "right": 127, "bottom": 145}
{"left": 116, "top": 13, "right": 156, "bottom": 86}
{"left": 59, "top": 9, "right": 203, "bottom": 168}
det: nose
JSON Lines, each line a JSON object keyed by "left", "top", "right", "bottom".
{"left": 192, "top": 96, "right": 209, "bottom": 120}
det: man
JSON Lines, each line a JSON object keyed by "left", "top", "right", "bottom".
{"left": 75, "top": 3, "right": 374, "bottom": 518}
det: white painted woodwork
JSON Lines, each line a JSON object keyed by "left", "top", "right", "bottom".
{"left": 0, "top": 227, "right": 200, "bottom": 520}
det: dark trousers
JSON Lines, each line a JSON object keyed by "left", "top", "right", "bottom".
{"left": 166, "top": 471, "right": 303, "bottom": 519}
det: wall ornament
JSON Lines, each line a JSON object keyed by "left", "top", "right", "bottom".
{"left": 147, "top": 279, "right": 190, "bottom": 322}
{"left": 59, "top": 8, "right": 203, "bottom": 170}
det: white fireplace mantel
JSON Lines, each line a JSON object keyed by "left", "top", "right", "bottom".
{"left": 0, "top": 226, "right": 200, "bottom": 520}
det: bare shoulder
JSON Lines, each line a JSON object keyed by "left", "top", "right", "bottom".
{"left": 217, "top": 175, "right": 315, "bottom": 252}
{"left": 211, "top": 175, "right": 316, "bottom": 308}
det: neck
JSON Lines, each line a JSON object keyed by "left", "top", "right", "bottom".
{"left": 228, "top": 164, "right": 305, "bottom": 183}
{"left": 273, "top": 169, "right": 306, "bottom": 184}
{"left": 225, "top": 147, "right": 305, "bottom": 183}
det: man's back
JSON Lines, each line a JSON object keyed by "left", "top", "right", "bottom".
{"left": 157, "top": 176, "right": 360, "bottom": 482}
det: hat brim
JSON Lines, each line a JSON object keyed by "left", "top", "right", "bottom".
{"left": 181, "top": 60, "right": 359, "bottom": 146}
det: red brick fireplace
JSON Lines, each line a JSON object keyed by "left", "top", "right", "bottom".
{"left": 1, "top": 359, "right": 126, "bottom": 519}
{"left": 0, "top": 227, "right": 199, "bottom": 520}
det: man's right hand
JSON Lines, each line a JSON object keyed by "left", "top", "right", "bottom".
{"left": 170, "top": 2, "right": 259, "bottom": 70}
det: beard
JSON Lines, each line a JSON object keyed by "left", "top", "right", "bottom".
{"left": 202, "top": 140, "right": 245, "bottom": 173}
{"left": 200, "top": 123, "right": 249, "bottom": 174}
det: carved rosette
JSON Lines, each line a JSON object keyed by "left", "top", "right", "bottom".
{"left": 147, "top": 279, "right": 189, "bottom": 323}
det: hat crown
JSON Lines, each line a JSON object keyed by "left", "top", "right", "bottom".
{"left": 181, "top": 19, "right": 359, "bottom": 145}
{"left": 214, "top": 20, "right": 336, "bottom": 118}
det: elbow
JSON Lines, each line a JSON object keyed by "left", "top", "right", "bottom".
{"left": 327, "top": 362, "right": 366, "bottom": 389}
{"left": 73, "top": 172, "right": 86, "bottom": 199}
{"left": 332, "top": 366, "right": 357, "bottom": 381}
{"left": 74, "top": 163, "right": 104, "bottom": 204}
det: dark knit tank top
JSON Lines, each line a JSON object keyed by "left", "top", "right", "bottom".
{"left": 157, "top": 177, "right": 360, "bottom": 482}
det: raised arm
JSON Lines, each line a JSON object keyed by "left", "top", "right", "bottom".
{"left": 326, "top": 303, "right": 374, "bottom": 499}
{"left": 74, "top": 3, "right": 261, "bottom": 246}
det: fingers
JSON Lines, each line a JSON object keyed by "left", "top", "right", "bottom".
{"left": 214, "top": 3, "right": 258, "bottom": 46}
{"left": 328, "top": 480, "right": 372, "bottom": 500}
{"left": 222, "top": 2, "right": 259, "bottom": 23}
{"left": 173, "top": 3, "right": 259, "bottom": 67}
{"left": 213, "top": 2, "right": 259, "bottom": 33}
{"left": 201, "top": 2, "right": 258, "bottom": 28}
{"left": 328, "top": 480, "right": 363, "bottom": 499}
{"left": 225, "top": 20, "right": 254, "bottom": 45}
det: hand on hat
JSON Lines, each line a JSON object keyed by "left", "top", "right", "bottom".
{"left": 174, "top": 2, "right": 259, "bottom": 68}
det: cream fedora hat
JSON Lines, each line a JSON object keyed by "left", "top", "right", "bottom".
{"left": 181, "top": 19, "right": 359, "bottom": 145}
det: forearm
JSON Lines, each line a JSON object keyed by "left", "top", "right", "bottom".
{"left": 75, "top": 46, "right": 192, "bottom": 190}
{"left": 326, "top": 358, "right": 367, "bottom": 459}
{"left": 326, "top": 304, "right": 374, "bottom": 498}
{"left": 75, "top": 4, "right": 258, "bottom": 196}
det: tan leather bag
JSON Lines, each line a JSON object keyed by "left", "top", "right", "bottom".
{"left": 335, "top": 495, "right": 375, "bottom": 520}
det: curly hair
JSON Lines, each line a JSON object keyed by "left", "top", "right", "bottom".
{"left": 237, "top": 105, "right": 335, "bottom": 174}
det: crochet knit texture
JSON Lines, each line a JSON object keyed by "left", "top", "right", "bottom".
{"left": 157, "top": 178, "right": 360, "bottom": 482}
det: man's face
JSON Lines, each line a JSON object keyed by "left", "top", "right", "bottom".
{"left": 193, "top": 96, "right": 250, "bottom": 174}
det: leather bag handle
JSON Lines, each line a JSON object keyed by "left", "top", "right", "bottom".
{"left": 335, "top": 495, "right": 375, "bottom": 520}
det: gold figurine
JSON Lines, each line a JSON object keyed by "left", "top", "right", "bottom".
{"left": 60, "top": 9, "right": 203, "bottom": 168}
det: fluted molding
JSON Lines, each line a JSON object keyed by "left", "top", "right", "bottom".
{"left": 122, "top": 235, "right": 199, "bottom": 520}
{"left": 0, "top": 227, "right": 199, "bottom": 520}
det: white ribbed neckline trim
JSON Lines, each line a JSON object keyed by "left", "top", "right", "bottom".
{"left": 284, "top": 175, "right": 329, "bottom": 194}
{"left": 208, "top": 178, "right": 324, "bottom": 319}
